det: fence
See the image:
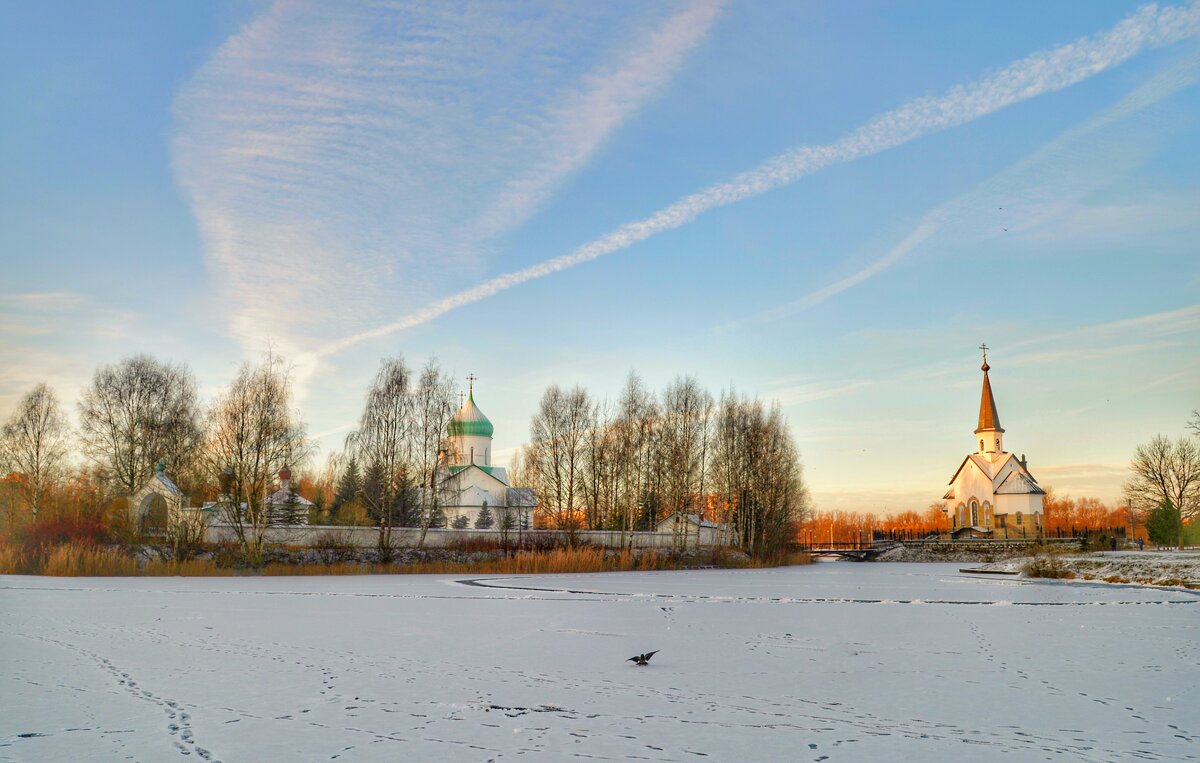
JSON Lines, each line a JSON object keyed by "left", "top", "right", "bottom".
{"left": 204, "top": 525, "right": 720, "bottom": 549}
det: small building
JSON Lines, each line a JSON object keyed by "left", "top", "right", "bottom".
{"left": 265, "top": 466, "right": 313, "bottom": 525}
{"left": 655, "top": 512, "right": 727, "bottom": 547}
{"left": 942, "top": 350, "right": 1045, "bottom": 538}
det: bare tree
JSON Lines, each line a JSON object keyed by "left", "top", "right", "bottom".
{"left": 1125, "top": 434, "right": 1200, "bottom": 550}
{"left": 658, "top": 376, "right": 714, "bottom": 550}
{"left": 204, "top": 353, "right": 310, "bottom": 564}
{"left": 411, "top": 359, "right": 455, "bottom": 546}
{"left": 527, "top": 385, "right": 594, "bottom": 538}
{"left": 1, "top": 383, "right": 70, "bottom": 519}
{"left": 78, "top": 355, "right": 202, "bottom": 495}
{"left": 351, "top": 357, "right": 415, "bottom": 555}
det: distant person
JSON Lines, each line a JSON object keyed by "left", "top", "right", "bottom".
{"left": 1137, "top": 538, "right": 1144, "bottom": 551}
{"left": 1110, "top": 536, "right": 1117, "bottom": 552}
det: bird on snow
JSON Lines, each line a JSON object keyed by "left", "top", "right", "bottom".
{"left": 627, "top": 650, "right": 659, "bottom": 666}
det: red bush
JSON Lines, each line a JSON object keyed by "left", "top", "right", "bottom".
{"left": 19, "top": 517, "right": 109, "bottom": 550}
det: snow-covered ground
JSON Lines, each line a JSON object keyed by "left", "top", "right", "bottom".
{"left": 2, "top": 564, "right": 1197, "bottom": 762}
{"left": 977, "top": 550, "right": 1200, "bottom": 587}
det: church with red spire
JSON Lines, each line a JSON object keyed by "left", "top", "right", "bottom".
{"left": 942, "top": 347, "right": 1045, "bottom": 538}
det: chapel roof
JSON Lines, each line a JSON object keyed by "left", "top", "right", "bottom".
{"left": 995, "top": 470, "right": 1046, "bottom": 496}
{"left": 448, "top": 387, "right": 494, "bottom": 438}
{"left": 976, "top": 361, "right": 1004, "bottom": 434}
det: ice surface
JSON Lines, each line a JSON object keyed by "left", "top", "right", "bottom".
{"left": 2, "top": 563, "right": 1197, "bottom": 761}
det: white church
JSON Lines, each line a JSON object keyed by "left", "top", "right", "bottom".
{"left": 942, "top": 349, "right": 1045, "bottom": 538}
{"left": 436, "top": 377, "right": 536, "bottom": 528}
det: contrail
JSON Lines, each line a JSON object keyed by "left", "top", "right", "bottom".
{"left": 315, "top": 1, "right": 1200, "bottom": 360}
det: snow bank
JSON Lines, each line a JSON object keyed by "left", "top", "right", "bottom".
{"left": 975, "top": 550, "right": 1200, "bottom": 588}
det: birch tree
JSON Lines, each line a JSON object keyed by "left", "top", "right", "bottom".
{"left": 527, "top": 385, "right": 594, "bottom": 537}
{"left": 412, "top": 360, "right": 455, "bottom": 546}
{"left": 351, "top": 357, "right": 415, "bottom": 555}
{"left": 1, "top": 383, "right": 70, "bottom": 519}
{"left": 204, "top": 353, "right": 309, "bottom": 564}
{"left": 78, "top": 355, "right": 202, "bottom": 494}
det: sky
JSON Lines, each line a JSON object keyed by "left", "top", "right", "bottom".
{"left": 2, "top": 0, "right": 1198, "bottom": 514}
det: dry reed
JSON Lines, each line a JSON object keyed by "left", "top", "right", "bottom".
{"left": 0, "top": 540, "right": 808, "bottom": 577}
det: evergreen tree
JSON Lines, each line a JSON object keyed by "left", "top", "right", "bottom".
{"left": 1146, "top": 499, "right": 1181, "bottom": 547}
{"left": 474, "top": 501, "right": 494, "bottom": 529}
{"left": 334, "top": 455, "right": 362, "bottom": 509}
{"left": 451, "top": 514, "right": 470, "bottom": 529}
{"left": 361, "top": 459, "right": 386, "bottom": 521}
{"left": 499, "top": 509, "right": 516, "bottom": 541}
{"left": 428, "top": 505, "right": 447, "bottom": 529}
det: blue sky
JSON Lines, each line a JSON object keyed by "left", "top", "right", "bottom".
{"left": 3, "top": 0, "right": 1198, "bottom": 512}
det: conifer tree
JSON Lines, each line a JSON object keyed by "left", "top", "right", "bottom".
{"left": 428, "top": 505, "right": 447, "bottom": 529}
{"left": 334, "top": 455, "right": 362, "bottom": 510}
{"left": 451, "top": 514, "right": 470, "bottom": 529}
{"left": 474, "top": 501, "right": 494, "bottom": 529}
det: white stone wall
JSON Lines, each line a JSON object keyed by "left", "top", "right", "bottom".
{"left": 205, "top": 525, "right": 717, "bottom": 549}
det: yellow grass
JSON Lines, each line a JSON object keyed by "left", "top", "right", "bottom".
{"left": 0, "top": 541, "right": 809, "bottom": 577}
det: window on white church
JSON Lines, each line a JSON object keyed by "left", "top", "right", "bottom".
{"left": 970, "top": 501, "right": 978, "bottom": 526}
{"left": 1016, "top": 512, "right": 1023, "bottom": 525}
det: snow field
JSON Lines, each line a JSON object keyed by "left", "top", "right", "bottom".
{"left": 1, "top": 563, "right": 1197, "bottom": 762}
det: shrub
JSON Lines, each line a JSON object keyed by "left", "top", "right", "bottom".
{"left": 313, "top": 529, "right": 357, "bottom": 565}
{"left": 1022, "top": 555, "right": 1074, "bottom": 579}
{"left": 20, "top": 516, "right": 109, "bottom": 550}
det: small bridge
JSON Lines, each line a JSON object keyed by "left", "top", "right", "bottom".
{"left": 797, "top": 540, "right": 899, "bottom": 561}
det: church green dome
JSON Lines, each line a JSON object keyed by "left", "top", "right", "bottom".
{"left": 448, "top": 391, "right": 493, "bottom": 438}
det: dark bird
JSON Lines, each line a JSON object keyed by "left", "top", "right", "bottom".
{"left": 627, "top": 650, "right": 659, "bottom": 666}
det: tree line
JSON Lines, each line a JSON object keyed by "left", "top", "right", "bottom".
{"left": 514, "top": 373, "right": 811, "bottom": 555}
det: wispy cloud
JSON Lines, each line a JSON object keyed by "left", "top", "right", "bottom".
{"left": 318, "top": 1, "right": 1200, "bottom": 359}
{"left": 733, "top": 45, "right": 1200, "bottom": 328}
{"left": 173, "top": 0, "right": 722, "bottom": 372}
{"left": 0, "top": 291, "right": 138, "bottom": 340}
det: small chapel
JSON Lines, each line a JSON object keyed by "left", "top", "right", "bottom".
{"left": 942, "top": 348, "right": 1045, "bottom": 538}
{"left": 436, "top": 376, "right": 536, "bottom": 528}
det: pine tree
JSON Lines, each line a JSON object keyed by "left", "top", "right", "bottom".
{"left": 361, "top": 459, "right": 386, "bottom": 521}
{"left": 474, "top": 501, "right": 494, "bottom": 529}
{"left": 428, "top": 505, "right": 447, "bottom": 529}
{"left": 1146, "top": 499, "right": 1181, "bottom": 547}
{"left": 499, "top": 510, "right": 516, "bottom": 542}
{"left": 334, "top": 455, "right": 362, "bottom": 509}
{"left": 451, "top": 514, "right": 470, "bottom": 529}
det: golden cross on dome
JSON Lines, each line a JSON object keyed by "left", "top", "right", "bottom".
{"left": 466, "top": 373, "right": 477, "bottom": 395}
{"left": 458, "top": 390, "right": 465, "bottom": 408}
{"left": 979, "top": 343, "right": 989, "bottom": 363}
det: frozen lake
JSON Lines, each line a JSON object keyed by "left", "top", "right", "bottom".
{"left": 2, "top": 563, "right": 1197, "bottom": 762}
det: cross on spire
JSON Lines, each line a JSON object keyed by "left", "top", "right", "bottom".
{"left": 466, "top": 373, "right": 477, "bottom": 395}
{"left": 458, "top": 390, "right": 465, "bottom": 408}
{"left": 979, "top": 343, "right": 989, "bottom": 364}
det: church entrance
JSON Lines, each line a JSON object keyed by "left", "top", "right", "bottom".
{"left": 138, "top": 493, "right": 169, "bottom": 535}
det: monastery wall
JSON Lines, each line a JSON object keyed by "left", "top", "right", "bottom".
{"left": 205, "top": 524, "right": 718, "bottom": 549}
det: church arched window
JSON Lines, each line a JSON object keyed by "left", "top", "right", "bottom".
{"left": 979, "top": 440, "right": 984, "bottom": 451}
{"left": 970, "top": 500, "right": 978, "bottom": 527}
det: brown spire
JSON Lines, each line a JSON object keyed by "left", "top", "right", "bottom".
{"left": 975, "top": 347, "right": 1003, "bottom": 434}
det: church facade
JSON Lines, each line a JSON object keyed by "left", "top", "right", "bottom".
{"left": 942, "top": 352, "right": 1045, "bottom": 538}
{"left": 436, "top": 379, "right": 536, "bottom": 528}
